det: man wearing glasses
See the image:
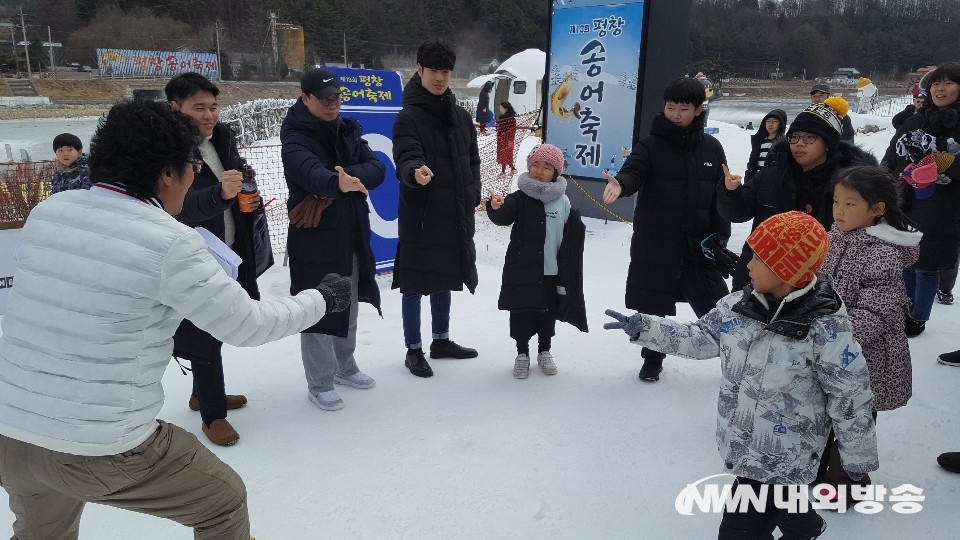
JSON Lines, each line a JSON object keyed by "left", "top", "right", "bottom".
{"left": 281, "top": 68, "right": 385, "bottom": 411}
{"left": 166, "top": 72, "right": 261, "bottom": 447}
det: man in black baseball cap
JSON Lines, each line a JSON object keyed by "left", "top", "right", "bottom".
{"left": 809, "top": 82, "right": 855, "bottom": 143}
{"left": 301, "top": 67, "right": 342, "bottom": 101}
{"left": 809, "top": 83, "right": 831, "bottom": 103}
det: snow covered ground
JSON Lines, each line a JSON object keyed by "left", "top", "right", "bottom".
{"left": 1, "top": 111, "right": 956, "bottom": 539}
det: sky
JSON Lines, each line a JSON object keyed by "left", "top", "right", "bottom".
{"left": 0, "top": 109, "right": 955, "bottom": 539}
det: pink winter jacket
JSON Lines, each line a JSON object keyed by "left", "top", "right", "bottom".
{"left": 822, "top": 222, "right": 921, "bottom": 411}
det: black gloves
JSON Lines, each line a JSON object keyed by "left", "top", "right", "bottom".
{"left": 701, "top": 233, "right": 740, "bottom": 278}
{"left": 315, "top": 273, "right": 352, "bottom": 314}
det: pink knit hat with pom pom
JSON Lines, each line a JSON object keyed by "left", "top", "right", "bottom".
{"left": 526, "top": 144, "right": 566, "bottom": 179}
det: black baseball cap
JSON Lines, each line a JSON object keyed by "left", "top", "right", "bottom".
{"left": 810, "top": 83, "right": 831, "bottom": 95}
{"left": 301, "top": 68, "right": 341, "bottom": 99}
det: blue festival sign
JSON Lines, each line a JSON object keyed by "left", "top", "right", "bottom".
{"left": 546, "top": 0, "right": 645, "bottom": 179}
{"left": 96, "top": 48, "right": 220, "bottom": 79}
{"left": 326, "top": 66, "right": 401, "bottom": 273}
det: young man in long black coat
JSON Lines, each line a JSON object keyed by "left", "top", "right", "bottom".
{"left": 166, "top": 73, "right": 264, "bottom": 446}
{"left": 281, "top": 68, "right": 385, "bottom": 411}
{"left": 391, "top": 40, "right": 482, "bottom": 378}
{"left": 601, "top": 77, "right": 732, "bottom": 382}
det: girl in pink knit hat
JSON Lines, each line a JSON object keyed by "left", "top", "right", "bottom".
{"left": 486, "top": 143, "right": 588, "bottom": 378}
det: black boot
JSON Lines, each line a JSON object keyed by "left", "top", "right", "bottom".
{"left": 429, "top": 339, "right": 478, "bottom": 359}
{"left": 937, "top": 350, "right": 960, "bottom": 367}
{"left": 904, "top": 316, "right": 925, "bottom": 337}
{"left": 405, "top": 348, "right": 434, "bottom": 378}
{"left": 638, "top": 358, "right": 663, "bottom": 382}
{"left": 938, "top": 452, "right": 960, "bottom": 473}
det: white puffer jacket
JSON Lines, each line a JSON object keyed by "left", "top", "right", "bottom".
{"left": 0, "top": 186, "right": 327, "bottom": 456}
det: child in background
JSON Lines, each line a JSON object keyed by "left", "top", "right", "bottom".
{"left": 487, "top": 144, "right": 587, "bottom": 378}
{"left": 51, "top": 132, "right": 91, "bottom": 194}
{"left": 605, "top": 211, "right": 878, "bottom": 539}
{"left": 817, "top": 166, "right": 921, "bottom": 501}
{"left": 496, "top": 101, "right": 517, "bottom": 176}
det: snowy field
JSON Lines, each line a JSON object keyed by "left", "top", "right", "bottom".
{"left": 1, "top": 109, "right": 956, "bottom": 539}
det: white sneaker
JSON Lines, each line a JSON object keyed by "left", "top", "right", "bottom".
{"left": 309, "top": 390, "right": 344, "bottom": 411}
{"left": 334, "top": 371, "right": 376, "bottom": 389}
{"left": 537, "top": 351, "right": 557, "bottom": 375}
{"left": 513, "top": 354, "right": 530, "bottom": 379}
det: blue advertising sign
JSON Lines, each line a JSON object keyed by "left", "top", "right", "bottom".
{"left": 327, "top": 67, "right": 402, "bottom": 273}
{"left": 547, "top": 0, "right": 645, "bottom": 179}
{"left": 96, "top": 49, "right": 220, "bottom": 79}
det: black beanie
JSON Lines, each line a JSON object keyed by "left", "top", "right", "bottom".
{"left": 787, "top": 103, "right": 842, "bottom": 152}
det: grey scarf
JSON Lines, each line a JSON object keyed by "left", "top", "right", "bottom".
{"left": 517, "top": 173, "right": 567, "bottom": 203}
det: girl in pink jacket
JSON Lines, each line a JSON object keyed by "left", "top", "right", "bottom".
{"left": 819, "top": 165, "right": 922, "bottom": 502}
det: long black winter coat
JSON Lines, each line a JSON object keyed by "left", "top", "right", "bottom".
{"left": 173, "top": 122, "right": 260, "bottom": 363}
{"left": 281, "top": 100, "right": 385, "bottom": 336}
{"left": 391, "top": 74, "right": 482, "bottom": 295}
{"left": 614, "top": 113, "right": 730, "bottom": 315}
{"left": 718, "top": 140, "right": 877, "bottom": 289}
{"left": 882, "top": 102, "right": 960, "bottom": 270}
{"left": 744, "top": 109, "right": 786, "bottom": 183}
{"left": 486, "top": 193, "right": 588, "bottom": 332}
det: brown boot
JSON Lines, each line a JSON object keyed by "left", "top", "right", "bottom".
{"left": 202, "top": 419, "right": 240, "bottom": 446}
{"left": 188, "top": 394, "right": 248, "bottom": 412}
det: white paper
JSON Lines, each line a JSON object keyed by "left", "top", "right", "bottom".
{"left": 195, "top": 227, "right": 241, "bottom": 280}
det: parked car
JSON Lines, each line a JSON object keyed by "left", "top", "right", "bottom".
{"left": 77, "top": 65, "right": 91, "bottom": 72}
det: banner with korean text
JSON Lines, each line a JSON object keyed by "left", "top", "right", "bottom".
{"left": 546, "top": 0, "right": 645, "bottom": 179}
{"left": 96, "top": 49, "right": 220, "bottom": 79}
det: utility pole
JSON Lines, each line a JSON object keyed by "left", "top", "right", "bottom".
{"left": 342, "top": 30, "right": 347, "bottom": 66}
{"left": 270, "top": 11, "right": 278, "bottom": 77}
{"left": 44, "top": 26, "right": 62, "bottom": 81}
{"left": 214, "top": 19, "right": 222, "bottom": 81}
{"left": 19, "top": 6, "right": 31, "bottom": 78}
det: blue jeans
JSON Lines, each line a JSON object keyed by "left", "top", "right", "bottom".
{"left": 904, "top": 268, "right": 940, "bottom": 321}
{"left": 402, "top": 291, "right": 451, "bottom": 349}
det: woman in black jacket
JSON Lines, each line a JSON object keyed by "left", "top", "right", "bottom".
{"left": 719, "top": 101, "right": 877, "bottom": 290}
{"left": 881, "top": 62, "right": 960, "bottom": 337}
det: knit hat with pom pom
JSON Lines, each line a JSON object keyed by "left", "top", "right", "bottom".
{"left": 787, "top": 100, "right": 845, "bottom": 152}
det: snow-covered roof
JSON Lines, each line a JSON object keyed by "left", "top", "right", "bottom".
{"left": 467, "top": 48, "right": 545, "bottom": 87}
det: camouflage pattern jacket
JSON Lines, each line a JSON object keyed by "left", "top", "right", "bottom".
{"left": 628, "top": 278, "right": 878, "bottom": 484}
{"left": 51, "top": 154, "right": 92, "bottom": 194}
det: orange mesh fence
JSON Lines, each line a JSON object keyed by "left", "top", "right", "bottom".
{"left": 476, "top": 111, "right": 539, "bottom": 202}
{"left": 0, "top": 161, "right": 55, "bottom": 223}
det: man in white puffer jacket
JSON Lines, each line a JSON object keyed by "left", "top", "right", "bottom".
{"left": 0, "top": 100, "right": 351, "bottom": 540}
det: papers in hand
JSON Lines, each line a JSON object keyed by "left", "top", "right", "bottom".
{"left": 195, "top": 227, "right": 241, "bottom": 280}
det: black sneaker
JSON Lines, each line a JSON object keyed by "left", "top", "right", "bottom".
{"left": 904, "top": 317, "right": 925, "bottom": 337}
{"left": 638, "top": 359, "right": 663, "bottom": 382}
{"left": 937, "top": 290, "right": 954, "bottom": 305}
{"left": 405, "top": 348, "right": 434, "bottom": 378}
{"left": 429, "top": 339, "right": 478, "bottom": 359}
{"left": 938, "top": 452, "right": 960, "bottom": 473}
{"left": 937, "top": 349, "right": 960, "bottom": 367}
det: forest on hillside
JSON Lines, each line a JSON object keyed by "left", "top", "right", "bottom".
{"left": 0, "top": 0, "right": 957, "bottom": 81}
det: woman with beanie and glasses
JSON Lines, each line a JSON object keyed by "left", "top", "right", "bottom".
{"left": 880, "top": 62, "right": 960, "bottom": 338}
{"left": 718, "top": 99, "right": 877, "bottom": 290}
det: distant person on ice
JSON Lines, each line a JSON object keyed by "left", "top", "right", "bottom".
{"left": 605, "top": 211, "right": 878, "bottom": 540}
{"left": 0, "top": 99, "right": 352, "bottom": 539}
{"left": 392, "top": 39, "right": 482, "bottom": 378}
{"left": 600, "top": 77, "right": 734, "bottom": 383}
{"left": 487, "top": 143, "right": 587, "bottom": 378}
{"left": 51, "top": 132, "right": 91, "bottom": 193}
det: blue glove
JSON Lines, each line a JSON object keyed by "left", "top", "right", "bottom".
{"left": 603, "top": 309, "right": 650, "bottom": 338}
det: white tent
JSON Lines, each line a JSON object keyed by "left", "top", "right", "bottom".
{"left": 468, "top": 48, "right": 545, "bottom": 115}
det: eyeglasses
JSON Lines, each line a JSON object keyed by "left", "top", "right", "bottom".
{"left": 188, "top": 159, "right": 203, "bottom": 173}
{"left": 788, "top": 133, "right": 820, "bottom": 145}
{"left": 320, "top": 94, "right": 342, "bottom": 106}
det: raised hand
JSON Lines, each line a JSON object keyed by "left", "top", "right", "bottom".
{"left": 415, "top": 164, "right": 433, "bottom": 186}
{"left": 722, "top": 164, "right": 742, "bottom": 191}
{"left": 601, "top": 170, "right": 622, "bottom": 204}
{"left": 336, "top": 165, "right": 368, "bottom": 196}
{"left": 603, "top": 309, "right": 650, "bottom": 338}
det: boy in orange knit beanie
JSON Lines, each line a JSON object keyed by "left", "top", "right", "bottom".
{"left": 605, "top": 211, "right": 877, "bottom": 539}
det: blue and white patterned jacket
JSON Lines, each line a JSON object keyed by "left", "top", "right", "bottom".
{"left": 51, "top": 154, "right": 92, "bottom": 194}
{"left": 628, "top": 277, "right": 878, "bottom": 484}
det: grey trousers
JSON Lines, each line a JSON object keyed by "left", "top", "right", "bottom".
{"left": 301, "top": 256, "right": 360, "bottom": 394}
{"left": 0, "top": 420, "right": 249, "bottom": 540}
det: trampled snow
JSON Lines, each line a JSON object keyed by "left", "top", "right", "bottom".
{"left": 0, "top": 110, "right": 954, "bottom": 539}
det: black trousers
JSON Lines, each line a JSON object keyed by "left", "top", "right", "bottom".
{"left": 642, "top": 265, "right": 728, "bottom": 363}
{"left": 191, "top": 349, "right": 228, "bottom": 426}
{"left": 718, "top": 477, "right": 824, "bottom": 540}
{"left": 510, "top": 276, "right": 558, "bottom": 355}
